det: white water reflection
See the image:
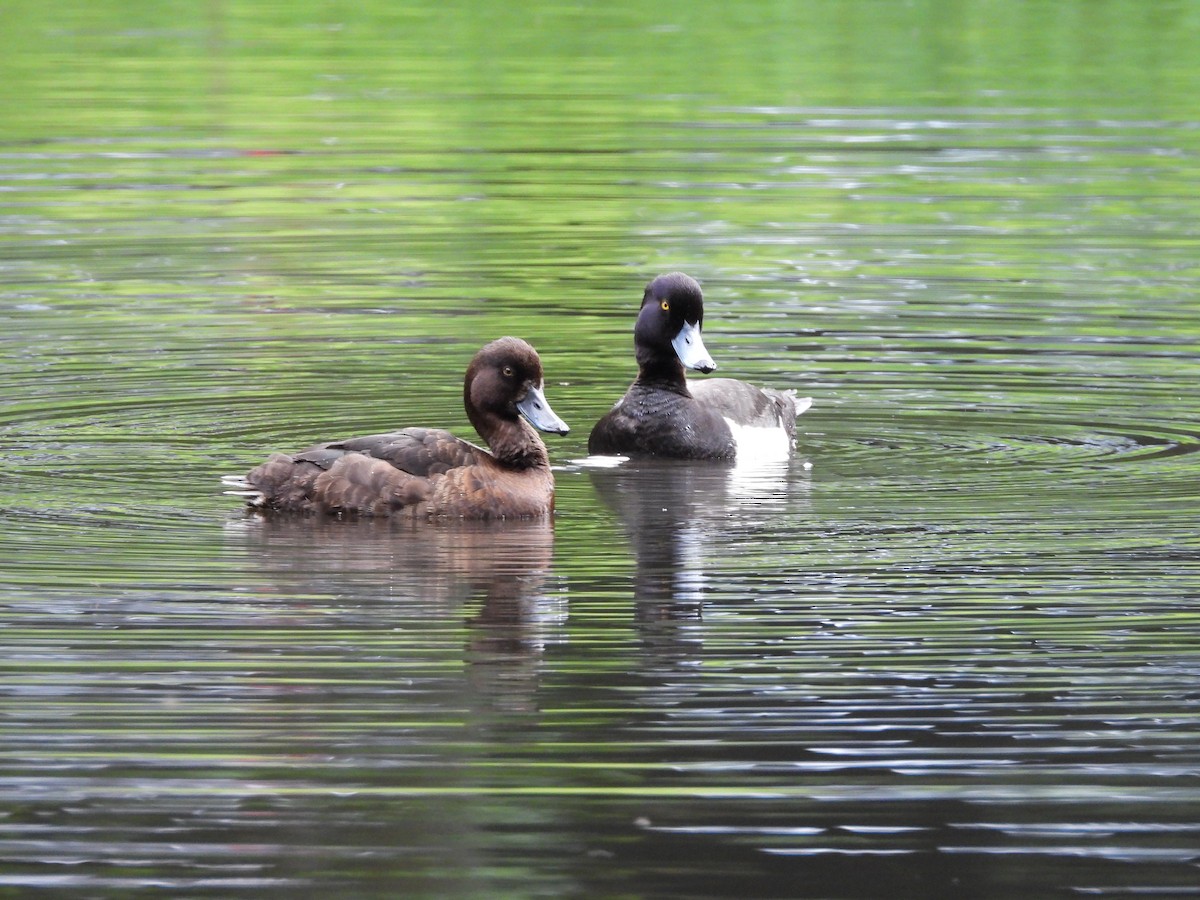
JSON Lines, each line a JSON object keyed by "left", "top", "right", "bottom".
{"left": 584, "top": 456, "right": 811, "bottom": 613}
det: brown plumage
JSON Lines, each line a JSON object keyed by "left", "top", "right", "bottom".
{"left": 224, "top": 337, "right": 570, "bottom": 519}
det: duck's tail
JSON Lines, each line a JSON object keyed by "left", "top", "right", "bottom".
{"left": 220, "top": 474, "right": 266, "bottom": 507}
{"left": 766, "top": 388, "right": 813, "bottom": 419}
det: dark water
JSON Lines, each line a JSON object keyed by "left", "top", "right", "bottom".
{"left": 2, "top": 1, "right": 1200, "bottom": 896}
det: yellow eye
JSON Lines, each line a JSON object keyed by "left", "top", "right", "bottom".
{"left": 502, "top": 366, "right": 515, "bottom": 377}
{"left": 660, "top": 300, "right": 670, "bottom": 311}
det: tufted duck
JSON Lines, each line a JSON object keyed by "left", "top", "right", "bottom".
{"left": 224, "top": 337, "right": 569, "bottom": 518}
{"left": 588, "top": 273, "right": 811, "bottom": 461}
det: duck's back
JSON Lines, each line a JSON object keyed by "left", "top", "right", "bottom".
{"left": 316, "top": 428, "right": 481, "bottom": 476}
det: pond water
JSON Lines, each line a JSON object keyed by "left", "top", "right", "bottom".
{"left": 2, "top": 1, "right": 1199, "bottom": 896}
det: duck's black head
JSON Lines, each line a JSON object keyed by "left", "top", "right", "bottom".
{"left": 634, "top": 272, "right": 717, "bottom": 376}
{"left": 464, "top": 337, "right": 570, "bottom": 444}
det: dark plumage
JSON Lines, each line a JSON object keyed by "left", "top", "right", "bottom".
{"left": 224, "top": 337, "right": 569, "bottom": 519}
{"left": 588, "top": 272, "right": 810, "bottom": 461}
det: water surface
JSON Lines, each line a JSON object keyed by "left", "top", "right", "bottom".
{"left": 2, "top": 1, "right": 1199, "bottom": 897}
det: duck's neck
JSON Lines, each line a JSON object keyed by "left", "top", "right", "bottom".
{"left": 474, "top": 413, "right": 550, "bottom": 469}
{"left": 635, "top": 354, "right": 692, "bottom": 396}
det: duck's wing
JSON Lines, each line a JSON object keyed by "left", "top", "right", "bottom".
{"left": 234, "top": 429, "right": 488, "bottom": 514}
{"left": 306, "top": 428, "right": 485, "bottom": 477}
{"left": 689, "top": 379, "right": 811, "bottom": 428}
{"left": 236, "top": 447, "right": 438, "bottom": 516}
{"left": 311, "top": 453, "right": 434, "bottom": 516}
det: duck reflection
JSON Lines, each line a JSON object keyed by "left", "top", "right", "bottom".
{"left": 587, "top": 457, "right": 805, "bottom": 622}
{"left": 225, "top": 515, "right": 562, "bottom": 710}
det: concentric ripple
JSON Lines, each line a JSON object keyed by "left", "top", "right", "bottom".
{"left": 813, "top": 405, "right": 1200, "bottom": 496}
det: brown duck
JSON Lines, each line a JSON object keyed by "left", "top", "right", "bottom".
{"left": 223, "top": 337, "right": 569, "bottom": 518}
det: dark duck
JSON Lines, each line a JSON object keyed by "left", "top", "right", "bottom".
{"left": 588, "top": 272, "right": 811, "bottom": 461}
{"left": 224, "top": 337, "right": 569, "bottom": 518}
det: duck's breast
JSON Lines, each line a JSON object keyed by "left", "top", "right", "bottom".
{"left": 429, "top": 458, "right": 556, "bottom": 519}
{"left": 589, "top": 385, "right": 735, "bottom": 459}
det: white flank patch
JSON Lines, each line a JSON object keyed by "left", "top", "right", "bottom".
{"left": 726, "top": 417, "right": 793, "bottom": 464}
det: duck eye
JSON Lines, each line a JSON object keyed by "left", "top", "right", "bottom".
{"left": 660, "top": 300, "right": 670, "bottom": 312}
{"left": 502, "top": 365, "right": 515, "bottom": 378}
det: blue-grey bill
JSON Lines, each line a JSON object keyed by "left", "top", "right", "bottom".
{"left": 517, "top": 384, "right": 570, "bottom": 435}
{"left": 672, "top": 320, "right": 716, "bottom": 373}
